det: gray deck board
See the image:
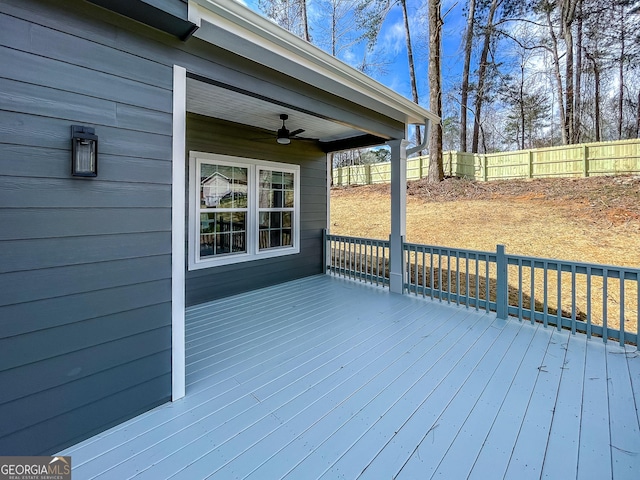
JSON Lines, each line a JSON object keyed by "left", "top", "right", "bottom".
{"left": 58, "top": 274, "right": 640, "bottom": 479}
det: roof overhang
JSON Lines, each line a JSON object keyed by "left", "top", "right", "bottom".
{"left": 88, "top": 0, "right": 198, "bottom": 39}
{"left": 187, "top": 0, "right": 438, "bottom": 150}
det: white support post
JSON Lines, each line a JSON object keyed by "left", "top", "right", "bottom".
{"left": 171, "top": 65, "right": 187, "bottom": 401}
{"left": 388, "top": 139, "right": 409, "bottom": 294}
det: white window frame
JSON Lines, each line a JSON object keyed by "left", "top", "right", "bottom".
{"left": 189, "top": 152, "right": 300, "bottom": 270}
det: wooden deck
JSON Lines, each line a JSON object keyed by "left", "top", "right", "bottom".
{"left": 60, "top": 275, "right": 640, "bottom": 479}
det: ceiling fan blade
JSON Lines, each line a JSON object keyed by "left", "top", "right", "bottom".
{"left": 290, "top": 128, "right": 305, "bottom": 137}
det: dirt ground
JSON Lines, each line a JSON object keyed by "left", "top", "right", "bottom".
{"left": 331, "top": 175, "right": 640, "bottom": 268}
{"left": 330, "top": 175, "right": 640, "bottom": 335}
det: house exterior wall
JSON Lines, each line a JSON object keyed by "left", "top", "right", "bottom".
{"left": 0, "top": 0, "right": 177, "bottom": 455}
{"left": 185, "top": 114, "right": 327, "bottom": 306}
{"left": 0, "top": 0, "right": 394, "bottom": 456}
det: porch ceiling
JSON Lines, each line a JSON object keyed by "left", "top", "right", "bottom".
{"left": 186, "top": 77, "right": 373, "bottom": 145}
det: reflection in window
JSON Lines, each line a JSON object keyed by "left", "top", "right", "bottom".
{"left": 258, "top": 169, "right": 295, "bottom": 250}
{"left": 199, "top": 163, "right": 248, "bottom": 259}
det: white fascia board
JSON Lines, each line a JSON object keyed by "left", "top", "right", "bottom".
{"left": 188, "top": 0, "right": 439, "bottom": 127}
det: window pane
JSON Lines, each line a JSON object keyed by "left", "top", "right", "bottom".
{"left": 270, "top": 211, "right": 281, "bottom": 228}
{"left": 270, "top": 229, "right": 281, "bottom": 247}
{"left": 201, "top": 213, "right": 216, "bottom": 233}
{"left": 259, "top": 212, "right": 269, "bottom": 229}
{"left": 232, "top": 212, "right": 246, "bottom": 232}
{"left": 200, "top": 212, "right": 246, "bottom": 257}
{"left": 284, "top": 190, "right": 294, "bottom": 208}
{"left": 232, "top": 233, "right": 245, "bottom": 253}
{"left": 282, "top": 212, "right": 292, "bottom": 228}
{"left": 271, "top": 171, "right": 283, "bottom": 188}
{"left": 216, "top": 232, "right": 231, "bottom": 254}
{"left": 259, "top": 170, "right": 271, "bottom": 188}
{"left": 282, "top": 228, "right": 292, "bottom": 246}
{"left": 283, "top": 172, "right": 294, "bottom": 189}
{"left": 201, "top": 163, "right": 248, "bottom": 209}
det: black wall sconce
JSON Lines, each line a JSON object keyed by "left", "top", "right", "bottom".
{"left": 71, "top": 125, "right": 98, "bottom": 177}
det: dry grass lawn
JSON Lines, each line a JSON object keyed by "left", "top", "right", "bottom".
{"left": 330, "top": 176, "right": 640, "bottom": 336}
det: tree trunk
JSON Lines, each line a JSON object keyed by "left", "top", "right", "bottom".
{"left": 586, "top": 51, "right": 601, "bottom": 142}
{"left": 558, "top": 0, "right": 579, "bottom": 143}
{"left": 428, "top": 0, "right": 444, "bottom": 182}
{"left": 400, "top": 0, "right": 422, "bottom": 149}
{"left": 519, "top": 64, "right": 525, "bottom": 149}
{"left": 546, "top": 7, "right": 568, "bottom": 145}
{"left": 301, "top": 0, "right": 311, "bottom": 42}
{"left": 471, "top": 0, "right": 499, "bottom": 153}
{"left": 459, "top": 0, "right": 476, "bottom": 152}
{"left": 637, "top": 91, "right": 640, "bottom": 138}
{"left": 563, "top": 22, "right": 575, "bottom": 143}
{"left": 574, "top": 2, "right": 582, "bottom": 143}
{"left": 617, "top": 3, "right": 625, "bottom": 139}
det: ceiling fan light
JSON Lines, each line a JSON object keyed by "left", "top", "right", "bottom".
{"left": 277, "top": 126, "right": 290, "bottom": 144}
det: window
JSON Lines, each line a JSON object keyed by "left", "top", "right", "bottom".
{"left": 189, "top": 153, "right": 300, "bottom": 269}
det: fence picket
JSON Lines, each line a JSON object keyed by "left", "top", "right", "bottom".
{"left": 333, "top": 139, "right": 640, "bottom": 185}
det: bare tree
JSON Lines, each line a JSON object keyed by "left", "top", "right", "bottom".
{"left": 356, "top": 0, "right": 423, "bottom": 147}
{"left": 471, "top": 0, "right": 500, "bottom": 153}
{"left": 428, "top": 0, "right": 444, "bottom": 182}
{"left": 459, "top": 0, "right": 477, "bottom": 152}
{"left": 258, "top": 0, "right": 311, "bottom": 41}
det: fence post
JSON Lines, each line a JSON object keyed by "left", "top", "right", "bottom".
{"left": 483, "top": 155, "right": 489, "bottom": 181}
{"left": 496, "top": 244, "right": 508, "bottom": 319}
{"left": 366, "top": 164, "right": 372, "bottom": 185}
{"left": 528, "top": 150, "right": 534, "bottom": 178}
{"left": 583, "top": 144, "right": 589, "bottom": 177}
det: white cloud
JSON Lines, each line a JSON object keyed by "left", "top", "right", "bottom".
{"left": 381, "top": 20, "right": 406, "bottom": 57}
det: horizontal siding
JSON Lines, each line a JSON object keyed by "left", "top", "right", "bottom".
{"left": 0, "top": 12, "right": 172, "bottom": 90}
{"left": 0, "top": 256, "right": 171, "bottom": 306}
{"left": 0, "top": 280, "right": 171, "bottom": 338}
{"left": 1, "top": 303, "right": 170, "bottom": 376}
{"left": 0, "top": 232, "right": 171, "bottom": 273}
{"left": 0, "top": 77, "right": 172, "bottom": 135}
{"left": 0, "top": 350, "right": 169, "bottom": 439}
{"left": 0, "top": 144, "right": 171, "bottom": 184}
{"left": 0, "top": 112, "right": 172, "bottom": 160}
{"left": 1, "top": 374, "right": 171, "bottom": 456}
{"left": 0, "top": 327, "right": 171, "bottom": 405}
{"left": 0, "top": 207, "right": 171, "bottom": 240}
{"left": 0, "top": 0, "right": 173, "bottom": 455}
{"left": 185, "top": 114, "right": 327, "bottom": 306}
{"left": 0, "top": 45, "right": 173, "bottom": 113}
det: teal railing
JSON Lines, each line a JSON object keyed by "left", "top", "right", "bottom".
{"left": 325, "top": 232, "right": 639, "bottom": 346}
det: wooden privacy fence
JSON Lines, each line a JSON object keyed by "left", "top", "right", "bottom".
{"left": 324, "top": 232, "right": 639, "bottom": 346}
{"left": 332, "top": 138, "right": 640, "bottom": 185}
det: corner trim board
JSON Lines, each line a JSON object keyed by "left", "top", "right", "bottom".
{"left": 172, "top": 65, "right": 187, "bottom": 401}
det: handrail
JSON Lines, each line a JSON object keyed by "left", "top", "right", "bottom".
{"left": 325, "top": 231, "right": 639, "bottom": 346}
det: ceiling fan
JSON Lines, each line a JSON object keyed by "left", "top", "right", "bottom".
{"left": 276, "top": 114, "right": 305, "bottom": 145}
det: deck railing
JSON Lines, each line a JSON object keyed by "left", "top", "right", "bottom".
{"left": 324, "top": 232, "right": 390, "bottom": 286}
{"left": 325, "top": 232, "right": 639, "bottom": 345}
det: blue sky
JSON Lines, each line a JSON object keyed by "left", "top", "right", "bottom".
{"left": 242, "top": 0, "right": 467, "bottom": 107}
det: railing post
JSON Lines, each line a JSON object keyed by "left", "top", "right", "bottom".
{"left": 496, "top": 244, "right": 508, "bottom": 319}
{"left": 388, "top": 139, "right": 409, "bottom": 294}
{"left": 322, "top": 228, "right": 328, "bottom": 273}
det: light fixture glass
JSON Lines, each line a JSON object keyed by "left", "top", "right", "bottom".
{"left": 71, "top": 125, "right": 98, "bottom": 177}
{"left": 277, "top": 114, "right": 291, "bottom": 145}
